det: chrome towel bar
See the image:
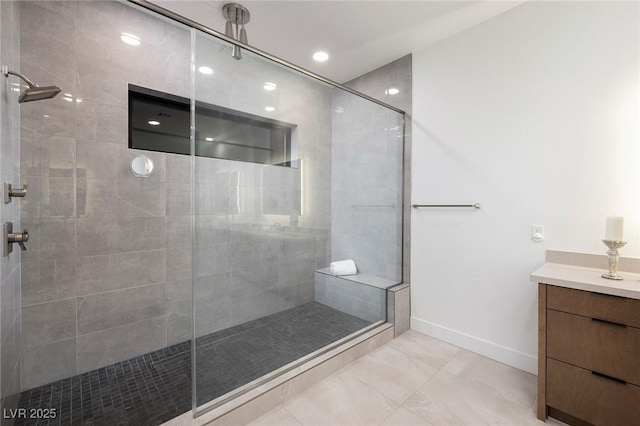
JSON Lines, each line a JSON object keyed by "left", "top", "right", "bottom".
{"left": 351, "top": 204, "right": 396, "bottom": 208}
{"left": 412, "top": 203, "right": 481, "bottom": 209}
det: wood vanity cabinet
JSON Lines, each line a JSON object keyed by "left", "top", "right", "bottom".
{"left": 538, "top": 284, "right": 640, "bottom": 426}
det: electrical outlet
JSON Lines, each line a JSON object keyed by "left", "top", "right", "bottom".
{"left": 531, "top": 225, "right": 544, "bottom": 242}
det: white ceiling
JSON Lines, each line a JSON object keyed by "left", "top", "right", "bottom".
{"left": 153, "top": 0, "right": 526, "bottom": 83}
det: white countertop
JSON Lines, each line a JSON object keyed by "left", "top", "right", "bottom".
{"left": 531, "top": 263, "right": 640, "bottom": 300}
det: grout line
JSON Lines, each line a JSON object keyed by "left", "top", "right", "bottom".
{"left": 75, "top": 247, "right": 167, "bottom": 259}
{"left": 22, "top": 295, "right": 77, "bottom": 309}
{"left": 22, "top": 279, "right": 168, "bottom": 308}
{"left": 76, "top": 280, "right": 167, "bottom": 298}
{"left": 75, "top": 312, "right": 168, "bottom": 339}
{"left": 22, "top": 335, "right": 77, "bottom": 351}
{"left": 282, "top": 404, "right": 304, "bottom": 426}
{"left": 376, "top": 406, "right": 399, "bottom": 425}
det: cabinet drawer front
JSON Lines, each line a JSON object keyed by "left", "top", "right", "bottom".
{"left": 547, "top": 285, "right": 640, "bottom": 328}
{"left": 547, "top": 358, "right": 640, "bottom": 426}
{"left": 547, "top": 309, "right": 640, "bottom": 385}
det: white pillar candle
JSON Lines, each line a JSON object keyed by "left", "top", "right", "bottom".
{"left": 605, "top": 216, "right": 624, "bottom": 241}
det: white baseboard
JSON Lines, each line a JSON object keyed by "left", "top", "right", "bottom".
{"left": 411, "top": 316, "right": 537, "bottom": 375}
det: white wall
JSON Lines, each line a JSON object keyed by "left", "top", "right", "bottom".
{"left": 411, "top": 1, "right": 639, "bottom": 374}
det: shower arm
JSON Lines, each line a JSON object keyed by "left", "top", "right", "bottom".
{"left": 2, "top": 65, "right": 38, "bottom": 88}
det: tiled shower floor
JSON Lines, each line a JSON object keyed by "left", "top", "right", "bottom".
{"left": 13, "top": 302, "right": 372, "bottom": 426}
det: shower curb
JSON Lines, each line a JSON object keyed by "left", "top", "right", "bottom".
{"left": 161, "top": 323, "right": 395, "bottom": 426}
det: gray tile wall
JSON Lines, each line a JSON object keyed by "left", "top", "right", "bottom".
{"left": 343, "top": 55, "right": 412, "bottom": 283}
{"left": 0, "top": 0, "right": 23, "bottom": 413}
{"left": 330, "top": 76, "right": 405, "bottom": 282}
{"left": 314, "top": 273, "right": 386, "bottom": 323}
{"left": 18, "top": 0, "right": 333, "bottom": 390}
{"left": 19, "top": 0, "right": 191, "bottom": 390}
{"left": 191, "top": 33, "right": 332, "bottom": 337}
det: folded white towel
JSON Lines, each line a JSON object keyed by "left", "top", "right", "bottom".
{"left": 330, "top": 259, "right": 357, "bottom": 276}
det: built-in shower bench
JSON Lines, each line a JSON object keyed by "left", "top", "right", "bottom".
{"left": 315, "top": 267, "right": 398, "bottom": 289}
{"left": 313, "top": 267, "right": 408, "bottom": 336}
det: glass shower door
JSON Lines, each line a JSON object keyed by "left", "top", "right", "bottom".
{"left": 191, "top": 25, "right": 404, "bottom": 414}
{"left": 191, "top": 28, "right": 336, "bottom": 410}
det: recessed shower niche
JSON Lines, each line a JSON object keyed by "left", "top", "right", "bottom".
{"left": 129, "top": 85, "right": 301, "bottom": 215}
{"left": 129, "top": 84, "right": 297, "bottom": 167}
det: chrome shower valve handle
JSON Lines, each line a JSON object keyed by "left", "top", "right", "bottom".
{"left": 3, "top": 182, "right": 28, "bottom": 203}
{"left": 3, "top": 222, "right": 28, "bottom": 256}
{"left": 9, "top": 228, "right": 28, "bottom": 250}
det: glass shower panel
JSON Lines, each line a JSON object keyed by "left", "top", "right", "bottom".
{"left": 193, "top": 29, "right": 404, "bottom": 411}
{"left": 15, "top": 1, "right": 195, "bottom": 424}
{"left": 192, "top": 30, "right": 334, "bottom": 409}
{"left": 328, "top": 88, "right": 404, "bottom": 282}
{"left": 314, "top": 90, "right": 404, "bottom": 323}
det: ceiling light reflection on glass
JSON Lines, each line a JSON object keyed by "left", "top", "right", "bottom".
{"left": 147, "top": 120, "right": 160, "bottom": 126}
{"left": 385, "top": 87, "right": 400, "bottom": 95}
{"left": 312, "top": 51, "right": 329, "bottom": 62}
{"left": 120, "top": 33, "right": 141, "bottom": 46}
{"left": 335, "top": 107, "right": 344, "bottom": 114}
{"left": 264, "top": 106, "right": 275, "bottom": 112}
{"left": 205, "top": 137, "right": 214, "bottom": 142}
{"left": 198, "top": 66, "right": 213, "bottom": 75}
{"left": 263, "top": 82, "right": 277, "bottom": 91}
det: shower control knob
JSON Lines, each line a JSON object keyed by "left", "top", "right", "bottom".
{"left": 8, "top": 228, "right": 28, "bottom": 251}
{"left": 3, "top": 222, "right": 28, "bottom": 256}
{"left": 3, "top": 183, "right": 28, "bottom": 203}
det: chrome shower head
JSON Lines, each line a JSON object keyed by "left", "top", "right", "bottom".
{"left": 2, "top": 65, "right": 61, "bottom": 103}
{"left": 224, "top": 9, "right": 234, "bottom": 37}
{"left": 18, "top": 85, "right": 62, "bottom": 103}
{"left": 222, "top": 3, "right": 250, "bottom": 61}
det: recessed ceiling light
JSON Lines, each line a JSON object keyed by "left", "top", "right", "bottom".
{"left": 205, "top": 137, "right": 214, "bottom": 142}
{"left": 312, "top": 51, "right": 329, "bottom": 62}
{"left": 43, "top": 115, "right": 50, "bottom": 118}
{"left": 148, "top": 120, "right": 160, "bottom": 126}
{"left": 75, "top": 98, "right": 83, "bottom": 103}
{"left": 121, "top": 33, "right": 141, "bottom": 46}
{"left": 265, "top": 106, "right": 275, "bottom": 112}
{"left": 62, "top": 96, "right": 73, "bottom": 102}
{"left": 263, "top": 82, "right": 277, "bottom": 91}
{"left": 198, "top": 66, "right": 213, "bottom": 75}
{"left": 335, "top": 107, "right": 344, "bottom": 114}
{"left": 386, "top": 87, "right": 400, "bottom": 95}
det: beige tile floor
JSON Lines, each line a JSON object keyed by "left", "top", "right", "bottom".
{"left": 247, "top": 330, "right": 567, "bottom": 426}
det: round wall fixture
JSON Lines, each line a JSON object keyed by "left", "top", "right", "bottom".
{"left": 130, "top": 155, "right": 154, "bottom": 178}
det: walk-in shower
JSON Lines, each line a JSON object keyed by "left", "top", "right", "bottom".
{"left": 0, "top": 1, "right": 405, "bottom": 424}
